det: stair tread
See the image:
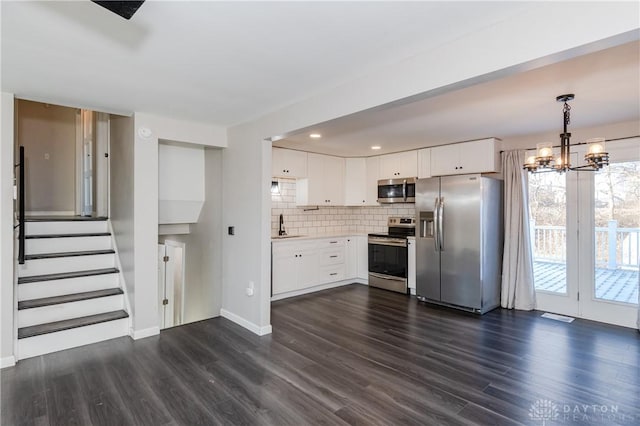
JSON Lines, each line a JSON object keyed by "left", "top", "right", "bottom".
{"left": 26, "top": 232, "right": 111, "bottom": 239}
{"left": 25, "top": 249, "right": 115, "bottom": 260}
{"left": 18, "top": 310, "right": 129, "bottom": 339}
{"left": 18, "top": 288, "right": 124, "bottom": 310}
{"left": 24, "top": 216, "right": 108, "bottom": 222}
{"left": 18, "top": 268, "right": 119, "bottom": 284}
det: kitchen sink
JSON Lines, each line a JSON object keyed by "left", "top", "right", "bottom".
{"left": 272, "top": 235, "right": 304, "bottom": 239}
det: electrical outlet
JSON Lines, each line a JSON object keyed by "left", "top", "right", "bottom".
{"left": 44, "top": 153, "right": 50, "bottom": 160}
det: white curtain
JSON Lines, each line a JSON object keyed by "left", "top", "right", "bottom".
{"left": 501, "top": 150, "right": 536, "bottom": 310}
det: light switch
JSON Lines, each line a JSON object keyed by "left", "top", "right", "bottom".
{"left": 44, "top": 153, "right": 50, "bottom": 160}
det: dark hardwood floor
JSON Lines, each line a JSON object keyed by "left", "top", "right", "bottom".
{"left": 2, "top": 284, "right": 639, "bottom": 425}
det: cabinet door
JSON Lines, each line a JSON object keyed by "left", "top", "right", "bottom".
{"left": 458, "top": 138, "right": 499, "bottom": 174}
{"left": 300, "top": 153, "right": 325, "bottom": 205}
{"left": 365, "top": 156, "right": 380, "bottom": 205}
{"left": 272, "top": 244, "right": 299, "bottom": 294}
{"left": 272, "top": 148, "right": 307, "bottom": 178}
{"left": 430, "top": 144, "right": 460, "bottom": 176}
{"left": 297, "top": 247, "right": 320, "bottom": 289}
{"left": 417, "top": 148, "right": 431, "bottom": 178}
{"left": 345, "top": 237, "right": 358, "bottom": 280}
{"left": 344, "top": 158, "right": 367, "bottom": 206}
{"left": 323, "top": 155, "right": 345, "bottom": 205}
{"left": 407, "top": 238, "right": 416, "bottom": 291}
{"left": 379, "top": 151, "right": 418, "bottom": 179}
{"left": 356, "top": 235, "right": 369, "bottom": 280}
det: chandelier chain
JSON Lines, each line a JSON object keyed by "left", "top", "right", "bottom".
{"left": 563, "top": 101, "right": 571, "bottom": 126}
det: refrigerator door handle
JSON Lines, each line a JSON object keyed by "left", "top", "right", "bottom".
{"left": 434, "top": 197, "right": 440, "bottom": 251}
{"left": 439, "top": 197, "right": 445, "bottom": 251}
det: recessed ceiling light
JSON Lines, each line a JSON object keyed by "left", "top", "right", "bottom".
{"left": 371, "top": 145, "right": 381, "bottom": 150}
{"left": 309, "top": 133, "right": 322, "bottom": 139}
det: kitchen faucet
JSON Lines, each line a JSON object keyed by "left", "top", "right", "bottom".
{"left": 278, "top": 213, "right": 287, "bottom": 236}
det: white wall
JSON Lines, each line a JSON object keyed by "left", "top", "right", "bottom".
{"left": 1, "top": 93, "right": 15, "bottom": 367}
{"left": 136, "top": 113, "right": 227, "bottom": 148}
{"left": 109, "top": 115, "right": 136, "bottom": 321}
{"left": 158, "top": 141, "right": 205, "bottom": 224}
{"left": 16, "top": 99, "right": 76, "bottom": 213}
{"left": 127, "top": 112, "right": 226, "bottom": 338}
{"left": 221, "top": 3, "right": 639, "bottom": 333}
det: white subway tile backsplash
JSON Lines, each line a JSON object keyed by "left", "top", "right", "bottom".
{"left": 271, "top": 180, "right": 415, "bottom": 236}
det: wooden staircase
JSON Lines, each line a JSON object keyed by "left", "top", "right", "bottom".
{"left": 16, "top": 217, "right": 129, "bottom": 359}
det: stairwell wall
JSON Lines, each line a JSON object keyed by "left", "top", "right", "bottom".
{"left": 1, "top": 92, "right": 15, "bottom": 367}
{"left": 109, "top": 115, "right": 136, "bottom": 325}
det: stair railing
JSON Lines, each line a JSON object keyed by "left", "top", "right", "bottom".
{"left": 16, "top": 146, "right": 25, "bottom": 264}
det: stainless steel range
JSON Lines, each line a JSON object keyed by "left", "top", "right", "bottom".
{"left": 368, "top": 217, "right": 415, "bottom": 294}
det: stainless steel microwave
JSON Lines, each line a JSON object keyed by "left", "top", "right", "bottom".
{"left": 377, "top": 177, "right": 416, "bottom": 203}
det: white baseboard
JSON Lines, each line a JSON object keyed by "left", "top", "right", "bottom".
{"left": 220, "top": 309, "right": 272, "bottom": 336}
{"left": 271, "top": 278, "right": 367, "bottom": 302}
{"left": 130, "top": 326, "right": 160, "bottom": 340}
{"left": 1, "top": 355, "right": 16, "bottom": 369}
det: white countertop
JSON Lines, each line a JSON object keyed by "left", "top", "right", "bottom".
{"left": 271, "top": 232, "right": 368, "bottom": 242}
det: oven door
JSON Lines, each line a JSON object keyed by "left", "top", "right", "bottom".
{"left": 368, "top": 236, "right": 408, "bottom": 293}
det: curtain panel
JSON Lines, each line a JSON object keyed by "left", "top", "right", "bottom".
{"left": 501, "top": 150, "right": 536, "bottom": 310}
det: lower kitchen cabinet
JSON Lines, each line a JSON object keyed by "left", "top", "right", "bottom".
{"left": 272, "top": 236, "right": 364, "bottom": 297}
{"left": 356, "top": 235, "right": 369, "bottom": 280}
{"left": 272, "top": 240, "right": 319, "bottom": 294}
{"left": 408, "top": 237, "right": 416, "bottom": 293}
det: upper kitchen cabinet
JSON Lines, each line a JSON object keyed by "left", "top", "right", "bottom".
{"left": 344, "top": 156, "right": 379, "bottom": 206}
{"left": 272, "top": 147, "right": 307, "bottom": 178}
{"left": 417, "top": 148, "right": 431, "bottom": 178}
{"left": 297, "top": 153, "right": 345, "bottom": 206}
{"left": 378, "top": 151, "right": 418, "bottom": 179}
{"left": 430, "top": 138, "right": 501, "bottom": 176}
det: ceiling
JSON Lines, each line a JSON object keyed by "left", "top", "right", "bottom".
{"left": 274, "top": 40, "right": 640, "bottom": 157}
{"left": 1, "top": 1, "right": 530, "bottom": 126}
{"left": 3, "top": 2, "right": 638, "bottom": 154}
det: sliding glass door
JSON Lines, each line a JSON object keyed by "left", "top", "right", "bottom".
{"left": 530, "top": 139, "right": 639, "bottom": 327}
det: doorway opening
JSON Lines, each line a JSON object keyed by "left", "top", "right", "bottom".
{"left": 158, "top": 240, "right": 186, "bottom": 329}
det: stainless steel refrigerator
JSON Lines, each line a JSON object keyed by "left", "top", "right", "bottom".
{"left": 415, "top": 174, "right": 503, "bottom": 314}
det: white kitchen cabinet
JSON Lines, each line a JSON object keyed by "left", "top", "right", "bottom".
{"left": 272, "top": 147, "right": 308, "bottom": 178}
{"left": 297, "top": 153, "right": 345, "bottom": 206}
{"left": 356, "top": 235, "right": 369, "bottom": 281}
{"left": 378, "top": 151, "right": 418, "bottom": 179}
{"left": 407, "top": 237, "right": 416, "bottom": 293}
{"left": 344, "top": 157, "right": 379, "bottom": 206}
{"left": 345, "top": 237, "right": 358, "bottom": 280}
{"left": 430, "top": 138, "right": 501, "bottom": 176}
{"left": 417, "top": 148, "right": 431, "bottom": 179}
{"left": 272, "top": 240, "right": 319, "bottom": 295}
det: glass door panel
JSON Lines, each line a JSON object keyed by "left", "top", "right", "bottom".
{"left": 593, "top": 160, "right": 640, "bottom": 305}
{"left": 529, "top": 172, "right": 567, "bottom": 294}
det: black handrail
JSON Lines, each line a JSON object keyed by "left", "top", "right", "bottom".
{"left": 18, "top": 146, "right": 25, "bottom": 265}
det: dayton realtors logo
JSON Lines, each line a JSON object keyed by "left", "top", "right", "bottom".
{"left": 529, "top": 399, "right": 560, "bottom": 425}
{"left": 529, "top": 399, "right": 635, "bottom": 424}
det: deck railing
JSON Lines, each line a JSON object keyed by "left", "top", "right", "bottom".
{"left": 530, "top": 221, "right": 639, "bottom": 269}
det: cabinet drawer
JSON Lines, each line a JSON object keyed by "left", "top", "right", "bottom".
{"left": 317, "top": 238, "right": 345, "bottom": 249}
{"left": 318, "top": 265, "right": 345, "bottom": 284}
{"left": 320, "top": 248, "right": 345, "bottom": 266}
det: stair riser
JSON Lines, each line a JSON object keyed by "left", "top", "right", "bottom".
{"left": 18, "top": 274, "right": 120, "bottom": 301}
{"left": 25, "top": 221, "right": 108, "bottom": 235}
{"left": 18, "top": 254, "right": 115, "bottom": 277}
{"left": 18, "top": 295, "right": 124, "bottom": 327}
{"left": 18, "top": 318, "right": 129, "bottom": 360}
{"left": 25, "top": 236, "right": 112, "bottom": 255}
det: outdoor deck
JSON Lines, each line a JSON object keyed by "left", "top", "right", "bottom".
{"left": 534, "top": 260, "right": 639, "bottom": 304}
